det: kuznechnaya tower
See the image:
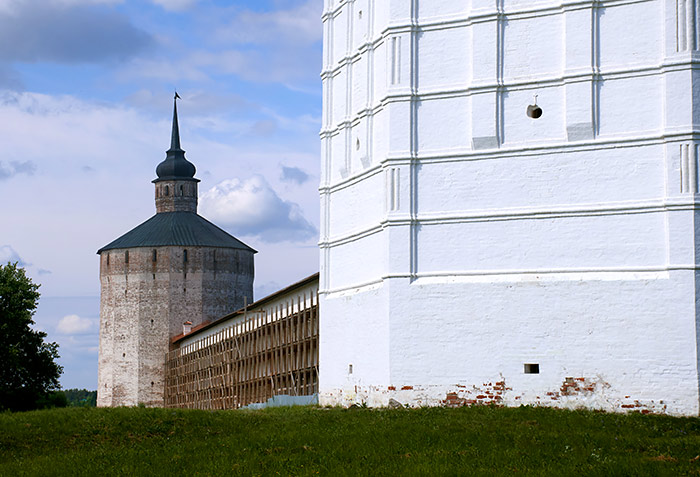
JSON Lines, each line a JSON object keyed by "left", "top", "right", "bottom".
{"left": 97, "top": 96, "right": 256, "bottom": 407}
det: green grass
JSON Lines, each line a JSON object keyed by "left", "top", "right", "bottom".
{"left": 1, "top": 405, "right": 700, "bottom": 476}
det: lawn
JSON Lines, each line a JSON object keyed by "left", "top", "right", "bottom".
{"left": 1, "top": 405, "right": 699, "bottom": 475}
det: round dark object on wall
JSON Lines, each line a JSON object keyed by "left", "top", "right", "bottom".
{"left": 527, "top": 104, "right": 543, "bottom": 119}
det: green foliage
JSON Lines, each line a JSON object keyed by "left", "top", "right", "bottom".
{"left": 37, "top": 391, "right": 68, "bottom": 410}
{"left": 1, "top": 406, "right": 700, "bottom": 475}
{"left": 0, "top": 262, "right": 63, "bottom": 412}
{"left": 63, "top": 389, "right": 97, "bottom": 407}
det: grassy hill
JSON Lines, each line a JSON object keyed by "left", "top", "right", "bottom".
{"left": 1, "top": 405, "right": 700, "bottom": 475}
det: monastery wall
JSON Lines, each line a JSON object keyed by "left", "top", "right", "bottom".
{"left": 320, "top": 0, "right": 700, "bottom": 414}
{"left": 177, "top": 276, "right": 319, "bottom": 349}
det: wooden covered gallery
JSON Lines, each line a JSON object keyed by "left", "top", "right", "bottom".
{"left": 164, "top": 273, "right": 319, "bottom": 410}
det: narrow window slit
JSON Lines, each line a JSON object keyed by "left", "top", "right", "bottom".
{"left": 524, "top": 363, "right": 540, "bottom": 374}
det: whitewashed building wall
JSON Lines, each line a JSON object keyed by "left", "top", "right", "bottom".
{"left": 319, "top": 0, "right": 700, "bottom": 415}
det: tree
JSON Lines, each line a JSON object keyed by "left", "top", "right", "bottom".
{"left": 63, "top": 388, "right": 97, "bottom": 407}
{"left": 0, "top": 262, "right": 63, "bottom": 411}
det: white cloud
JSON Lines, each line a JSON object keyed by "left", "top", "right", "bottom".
{"left": 0, "top": 245, "right": 22, "bottom": 264}
{"left": 199, "top": 175, "right": 317, "bottom": 243}
{"left": 150, "top": 0, "right": 198, "bottom": 12}
{"left": 56, "top": 314, "right": 94, "bottom": 334}
{"left": 214, "top": 0, "right": 322, "bottom": 47}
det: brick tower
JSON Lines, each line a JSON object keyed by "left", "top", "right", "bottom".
{"left": 97, "top": 95, "right": 255, "bottom": 407}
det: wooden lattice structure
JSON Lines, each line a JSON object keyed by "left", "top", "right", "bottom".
{"left": 164, "top": 292, "right": 319, "bottom": 409}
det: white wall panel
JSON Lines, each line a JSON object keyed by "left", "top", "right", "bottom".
{"left": 416, "top": 213, "right": 667, "bottom": 273}
{"left": 599, "top": 2, "right": 663, "bottom": 69}
{"left": 418, "top": 27, "right": 471, "bottom": 90}
{"left": 417, "top": 96, "right": 471, "bottom": 153}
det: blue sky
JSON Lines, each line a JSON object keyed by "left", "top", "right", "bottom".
{"left": 0, "top": 0, "right": 322, "bottom": 390}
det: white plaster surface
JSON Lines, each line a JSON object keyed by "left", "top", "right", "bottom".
{"left": 319, "top": 0, "right": 700, "bottom": 415}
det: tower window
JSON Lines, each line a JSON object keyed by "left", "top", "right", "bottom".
{"left": 106, "top": 254, "right": 110, "bottom": 266}
{"left": 183, "top": 249, "right": 188, "bottom": 262}
{"left": 180, "top": 185, "right": 184, "bottom": 195}
{"left": 152, "top": 249, "right": 157, "bottom": 262}
{"left": 125, "top": 251, "right": 129, "bottom": 263}
{"left": 165, "top": 185, "right": 170, "bottom": 196}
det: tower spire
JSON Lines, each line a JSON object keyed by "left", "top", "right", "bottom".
{"left": 170, "top": 92, "right": 182, "bottom": 152}
{"left": 154, "top": 92, "right": 197, "bottom": 183}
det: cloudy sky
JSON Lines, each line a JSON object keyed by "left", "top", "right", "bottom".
{"left": 0, "top": 0, "right": 322, "bottom": 390}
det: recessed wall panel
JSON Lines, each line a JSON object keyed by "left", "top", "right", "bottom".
{"left": 504, "top": 14, "right": 563, "bottom": 81}
{"left": 599, "top": 76, "right": 663, "bottom": 136}
{"left": 332, "top": 69, "right": 348, "bottom": 126}
{"left": 416, "top": 145, "right": 665, "bottom": 214}
{"left": 418, "top": 27, "right": 471, "bottom": 90}
{"left": 599, "top": 2, "right": 663, "bottom": 69}
{"left": 329, "top": 232, "right": 385, "bottom": 289}
{"left": 329, "top": 172, "right": 384, "bottom": 239}
{"left": 417, "top": 96, "right": 471, "bottom": 153}
{"left": 333, "top": 8, "right": 349, "bottom": 64}
{"left": 503, "top": 86, "right": 566, "bottom": 145}
{"left": 416, "top": 212, "right": 667, "bottom": 273}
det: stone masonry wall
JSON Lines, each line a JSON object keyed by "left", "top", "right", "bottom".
{"left": 97, "top": 245, "right": 254, "bottom": 407}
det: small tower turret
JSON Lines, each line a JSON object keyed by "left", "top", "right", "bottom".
{"left": 153, "top": 95, "right": 199, "bottom": 213}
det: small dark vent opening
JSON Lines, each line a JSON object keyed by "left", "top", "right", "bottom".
{"left": 524, "top": 363, "right": 540, "bottom": 374}
{"left": 527, "top": 104, "right": 543, "bottom": 119}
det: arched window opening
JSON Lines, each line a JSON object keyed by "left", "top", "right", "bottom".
{"left": 165, "top": 185, "right": 170, "bottom": 196}
{"left": 152, "top": 249, "right": 157, "bottom": 262}
{"left": 183, "top": 249, "right": 188, "bottom": 263}
{"left": 125, "top": 251, "right": 129, "bottom": 263}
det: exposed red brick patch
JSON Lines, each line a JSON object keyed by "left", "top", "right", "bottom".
{"left": 388, "top": 386, "right": 396, "bottom": 391}
{"left": 443, "top": 392, "right": 468, "bottom": 408}
{"left": 401, "top": 385, "right": 413, "bottom": 391}
{"left": 560, "top": 377, "right": 597, "bottom": 396}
